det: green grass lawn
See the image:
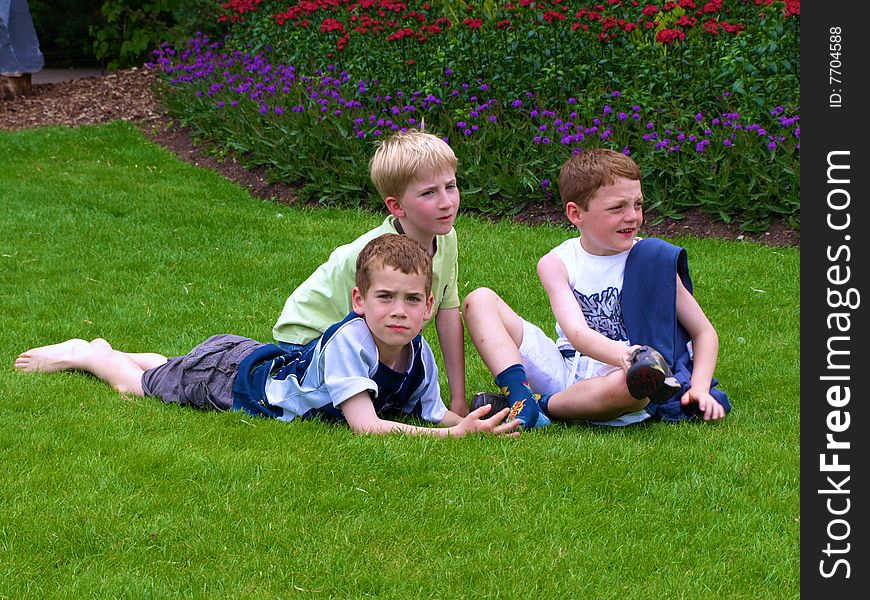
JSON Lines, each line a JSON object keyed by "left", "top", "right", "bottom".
{"left": 0, "top": 122, "right": 799, "bottom": 599}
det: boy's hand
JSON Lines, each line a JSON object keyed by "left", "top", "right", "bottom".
{"left": 451, "top": 405, "right": 522, "bottom": 438}
{"left": 680, "top": 388, "right": 726, "bottom": 421}
{"left": 620, "top": 344, "right": 644, "bottom": 373}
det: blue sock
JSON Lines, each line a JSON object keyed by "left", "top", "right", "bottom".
{"left": 537, "top": 393, "right": 551, "bottom": 417}
{"left": 495, "top": 364, "right": 545, "bottom": 429}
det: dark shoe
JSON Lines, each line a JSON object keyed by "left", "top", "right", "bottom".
{"left": 471, "top": 392, "right": 510, "bottom": 416}
{"left": 625, "top": 346, "right": 681, "bottom": 401}
{"left": 470, "top": 392, "right": 551, "bottom": 429}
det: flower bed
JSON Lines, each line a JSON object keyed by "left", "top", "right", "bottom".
{"left": 153, "top": 0, "right": 799, "bottom": 231}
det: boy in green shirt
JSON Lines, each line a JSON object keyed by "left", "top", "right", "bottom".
{"left": 272, "top": 129, "right": 469, "bottom": 415}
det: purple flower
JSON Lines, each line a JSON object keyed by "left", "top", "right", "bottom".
{"left": 694, "top": 112, "right": 703, "bottom": 121}
{"left": 568, "top": 97, "right": 577, "bottom": 104}
{"left": 603, "top": 105, "right": 613, "bottom": 115}
{"left": 768, "top": 141, "right": 777, "bottom": 150}
{"left": 488, "top": 115, "right": 498, "bottom": 123}
{"left": 511, "top": 99, "right": 523, "bottom": 109}
{"left": 612, "top": 90, "right": 621, "bottom": 97}
{"left": 541, "top": 179, "right": 551, "bottom": 189}
{"left": 723, "top": 139, "right": 733, "bottom": 147}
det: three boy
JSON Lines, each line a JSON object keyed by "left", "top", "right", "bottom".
{"left": 16, "top": 128, "right": 730, "bottom": 432}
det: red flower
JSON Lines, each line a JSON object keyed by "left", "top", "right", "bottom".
{"left": 675, "top": 15, "right": 696, "bottom": 27}
{"left": 387, "top": 27, "right": 414, "bottom": 41}
{"left": 700, "top": 0, "right": 723, "bottom": 14}
{"left": 463, "top": 18, "right": 483, "bottom": 29}
{"left": 320, "top": 18, "right": 345, "bottom": 34}
{"left": 222, "top": 0, "right": 261, "bottom": 14}
{"left": 642, "top": 4, "right": 659, "bottom": 16}
{"left": 655, "top": 28, "right": 685, "bottom": 44}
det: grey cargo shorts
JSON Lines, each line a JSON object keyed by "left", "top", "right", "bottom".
{"left": 141, "top": 334, "right": 265, "bottom": 411}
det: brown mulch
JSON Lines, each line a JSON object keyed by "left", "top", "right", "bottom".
{"left": 0, "top": 67, "right": 799, "bottom": 247}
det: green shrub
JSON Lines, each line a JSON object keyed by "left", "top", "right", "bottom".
{"left": 152, "top": 0, "right": 800, "bottom": 231}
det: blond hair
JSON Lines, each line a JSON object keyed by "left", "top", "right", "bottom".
{"left": 559, "top": 148, "right": 642, "bottom": 210}
{"left": 369, "top": 129, "right": 458, "bottom": 199}
{"left": 356, "top": 234, "right": 433, "bottom": 296}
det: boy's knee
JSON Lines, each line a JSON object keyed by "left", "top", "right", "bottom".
{"left": 462, "top": 287, "right": 498, "bottom": 313}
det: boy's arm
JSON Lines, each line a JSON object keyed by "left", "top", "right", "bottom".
{"left": 339, "top": 393, "right": 520, "bottom": 437}
{"left": 434, "top": 307, "right": 468, "bottom": 416}
{"left": 537, "top": 253, "right": 637, "bottom": 370}
{"left": 675, "top": 276, "right": 726, "bottom": 420}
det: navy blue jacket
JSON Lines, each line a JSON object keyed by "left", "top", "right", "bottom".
{"left": 621, "top": 238, "right": 731, "bottom": 421}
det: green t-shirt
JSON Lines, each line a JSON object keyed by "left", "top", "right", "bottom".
{"left": 273, "top": 216, "right": 460, "bottom": 344}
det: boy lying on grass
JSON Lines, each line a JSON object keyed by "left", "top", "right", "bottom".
{"left": 15, "top": 234, "right": 519, "bottom": 438}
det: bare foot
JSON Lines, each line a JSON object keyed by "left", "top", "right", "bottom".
{"left": 15, "top": 338, "right": 93, "bottom": 372}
